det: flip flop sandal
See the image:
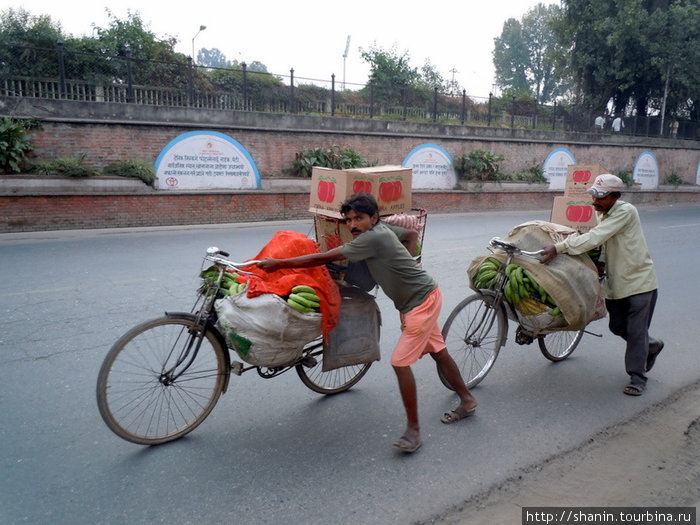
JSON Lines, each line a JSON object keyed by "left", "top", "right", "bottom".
{"left": 393, "top": 435, "right": 422, "bottom": 453}
{"left": 441, "top": 407, "right": 476, "bottom": 424}
{"left": 623, "top": 383, "right": 645, "bottom": 396}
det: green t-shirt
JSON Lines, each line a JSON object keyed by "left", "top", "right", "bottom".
{"left": 338, "top": 222, "right": 436, "bottom": 313}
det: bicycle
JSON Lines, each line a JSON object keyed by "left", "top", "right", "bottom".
{"left": 440, "top": 237, "right": 589, "bottom": 390}
{"left": 96, "top": 247, "right": 376, "bottom": 445}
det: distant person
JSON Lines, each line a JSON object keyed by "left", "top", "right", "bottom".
{"left": 257, "top": 193, "right": 478, "bottom": 453}
{"left": 612, "top": 115, "right": 625, "bottom": 133}
{"left": 595, "top": 115, "right": 605, "bottom": 132}
{"left": 540, "top": 174, "right": 663, "bottom": 396}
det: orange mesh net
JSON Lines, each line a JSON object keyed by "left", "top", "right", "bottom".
{"left": 240, "top": 231, "right": 341, "bottom": 335}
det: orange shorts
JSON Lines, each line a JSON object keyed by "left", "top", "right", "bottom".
{"left": 390, "top": 287, "right": 447, "bottom": 367}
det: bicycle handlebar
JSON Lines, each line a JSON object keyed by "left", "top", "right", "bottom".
{"left": 489, "top": 237, "right": 544, "bottom": 257}
{"left": 204, "top": 247, "right": 260, "bottom": 271}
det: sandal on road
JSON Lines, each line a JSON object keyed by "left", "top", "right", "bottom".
{"left": 441, "top": 407, "right": 476, "bottom": 424}
{"left": 393, "top": 434, "right": 422, "bottom": 454}
{"left": 623, "top": 383, "right": 645, "bottom": 396}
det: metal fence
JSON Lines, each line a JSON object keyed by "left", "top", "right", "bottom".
{"left": 1, "top": 42, "right": 697, "bottom": 140}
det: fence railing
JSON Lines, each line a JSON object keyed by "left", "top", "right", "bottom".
{"left": 1, "top": 42, "right": 697, "bottom": 140}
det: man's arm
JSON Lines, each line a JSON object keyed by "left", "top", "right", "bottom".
{"left": 399, "top": 228, "right": 419, "bottom": 257}
{"left": 256, "top": 247, "right": 345, "bottom": 272}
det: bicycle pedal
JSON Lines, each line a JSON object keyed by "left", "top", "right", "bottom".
{"left": 230, "top": 361, "right": 244, "bottom": 376}
{"left": 300, "top": 356, "right": 317, "bottom": 368}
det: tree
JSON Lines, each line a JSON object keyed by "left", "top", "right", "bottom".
{"left": 493, "top": 3, "right": 566, "bottom": 103}
{"left": 359, "top": 44, "right": 450, "bottom": 106}
{"left": 555, "top": 0, "right": 698, "bottom": 118}
{"left": 493, "top": 18, "right": 530, "bottom": 96}
{"left": 0, "top": 8, "right": 66, "bottom": 77}
{"left": 197, "top": 48, "right": 231, "bottom": 69}
{"left": 89, "top": 9, "right": 191, "bottom": 88}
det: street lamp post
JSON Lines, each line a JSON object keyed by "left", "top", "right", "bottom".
{"left": 191, "top": 25, "right": 206, "bottom": 64}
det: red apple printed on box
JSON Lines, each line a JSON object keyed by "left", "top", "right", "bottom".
{"left": 352, "top": 178, "right": 372, "bottom": 194}
{"left": 316, "top": 177, "right": 336, "bottom": 203}
{"left": 565, "top": 201, "right": 594, "bottom": 222}
{"left": 379, "top": 176, "right": 403, "bottom": 202}
{"left": 572, "top": 170, "right": 592, "bottom": 183}
{"left": 324, "top": 234, "right": 342, "bottom": 250}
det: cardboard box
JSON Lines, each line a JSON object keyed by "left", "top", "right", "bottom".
{"left": 564, "top": 164, "right": 609, "bottom": 197}
{"left": 314, "top": 214, "right": 353, "bottom": 253}
{"left": 309, "top": 166, "right": 412, "bottom": 218}
{"left": 550, "top": 196, "right": 597, "bottom": 233}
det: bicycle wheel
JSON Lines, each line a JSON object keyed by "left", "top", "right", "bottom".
{"left": 296, "top": 339, "right": 372, "bottom": 395}
{"left": 440, "top": 293, "right": 507, "bottom": 389}
{"left": 97, "top": 316, "right": 229, "bottom": 445}
{"left": 538, "top": 329, "right": 584, "bottom": 362}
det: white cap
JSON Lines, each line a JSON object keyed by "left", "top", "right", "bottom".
{"left": 587, "top": 174, "right": 624, "bottom": 198}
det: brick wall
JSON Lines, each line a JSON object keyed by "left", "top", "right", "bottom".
{"left": 28, "top": 123, "right": 700, "bottom": 181}
{"left": 9, "top": 97, "right": 697, "bottom": 181}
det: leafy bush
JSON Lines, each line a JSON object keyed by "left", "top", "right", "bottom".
{"left": 290, "top": 145, "right": 370, "bottom": 177}
{"left": 663, "top": 172, "right": 684, "bottom": 186}
{"left": 453, "top": 150, "right": 505, "bottom": 181}
{"left": 514, "top": 165, "right": 547, "bottom": 183}
{"left": 617, "top": 170, "right": 635, "bottom": 186}
{"left": 0, "top": 117, "right": 38, "bottom": 173}
{"left": 32, "top": 154, "right": 100, "bottom": 177}
{"left": 103, "top": 159, "right": 156, "bottom": 185}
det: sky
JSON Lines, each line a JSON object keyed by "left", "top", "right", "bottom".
{"left": 14, "top": 0, "right": 558, "bottom": 99}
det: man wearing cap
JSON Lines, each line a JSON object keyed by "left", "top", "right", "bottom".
{"left": 541, "top": 174, "right": 663, "bottom": 396}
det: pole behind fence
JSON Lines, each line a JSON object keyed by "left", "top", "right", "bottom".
{"left": 331, "top": 74, "right": 336, "bottom": 116}
{"left": 289, "top": 68, "right": 295, "bottom": 114}
{"left": 488, "top": 92, "right": 492, "bottom": 126}
{"left": 433, "top": 87, "right": 438, "bottom": 123}
{"left": 242, "top": 62, "right": 248, "bottom": 110}
{"left": 126, "top": 50, "right": 134, "bottom": 103}
{"left": 188, "top": 57, "right": 194, "bottom": 106}
{"left": 57, "top": 42, "right": 66, "bottom": 99}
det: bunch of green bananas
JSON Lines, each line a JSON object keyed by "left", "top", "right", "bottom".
{"left": 221, "top": 272, "right": 247, "bottom": 295}
{"left": 503, "top": 264, "right": 561, "bottom": 316}
{"left": 472, "top": 258, "right": 502, "bottom": 289}
{"left": 287, "top": 285, "right": 321, "bottom": 313}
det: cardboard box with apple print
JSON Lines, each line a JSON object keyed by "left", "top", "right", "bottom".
{"left": 550, "top": 196, "right": 597, "bottom": 233}
{"left": 564, "top": 164, "right": 608, "bottom": 196}
{"left": 309, "top": 166, "right": 412, "bottom": 219}
{"left": 551, "top": 164, "right": 609, "bottom": 233}
{"left": 313, "top": 214, "right": 354, "bottom": 253}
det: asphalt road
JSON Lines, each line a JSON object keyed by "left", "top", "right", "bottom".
{"left": 1, "top": 205, "right": 699, "bottom": 525}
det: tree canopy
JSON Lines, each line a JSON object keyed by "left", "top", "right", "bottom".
{"left": 554, "top": 0, "right": 698, "bottom": 118}
{"left": 493, "top": 3, "right": 567, "bottom": 103}
{"left": 359, "top": 44, "right": 449, "bottom": 105}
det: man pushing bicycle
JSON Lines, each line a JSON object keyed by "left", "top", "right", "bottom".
{"left": 257, "top": 193, "right": 477, "bottom": 453}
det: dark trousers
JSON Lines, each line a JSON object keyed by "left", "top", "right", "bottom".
{"left": 605, "top": 289, "right": 659, "bottom": 386}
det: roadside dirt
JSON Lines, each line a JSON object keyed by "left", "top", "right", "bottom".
{"left": 420, "top": 382, "right": 700, "bottom": 524}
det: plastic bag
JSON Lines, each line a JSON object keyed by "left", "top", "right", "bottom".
{"left": 215, "top": 292, "right": 322, "bottom": 367}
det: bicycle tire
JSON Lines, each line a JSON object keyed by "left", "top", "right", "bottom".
{"left": 440, "top": 293, "right": 506, "bottom": 389}
{"left": 538, "top": 329, "right": 584, "bottom": 362}
{"left": 96, "top": 316, "right": 228, "bottom": 445}
{"left": 296, "top": 339, "right": 372, "bottom": 395}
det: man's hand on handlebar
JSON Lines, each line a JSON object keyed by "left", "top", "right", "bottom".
{"left": 257, "top": 258, "right": 281, "bottom": 273}
{"left": 540, "top": 245, "right": 557, "bottom": 265}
